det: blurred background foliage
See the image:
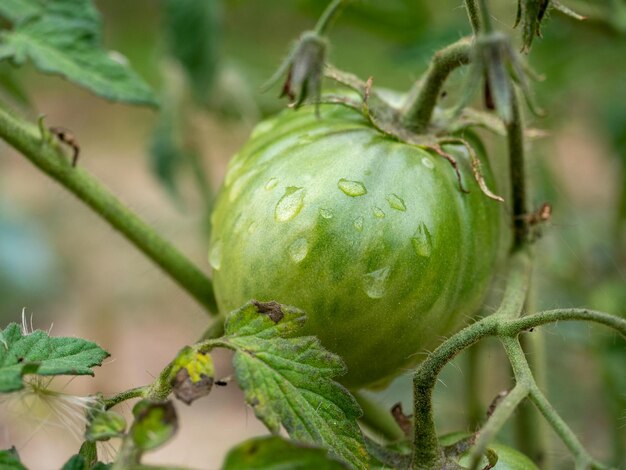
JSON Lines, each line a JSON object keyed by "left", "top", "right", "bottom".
{"left": 0, "top": 0, "right": 624, "bottom": 468}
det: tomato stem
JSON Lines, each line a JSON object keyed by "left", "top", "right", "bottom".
{"left": 464, "top": 0, "right": 481, "bottom": 34}
{"left": 507, "top": 90, "right": 530, "bottom": 248}
{"left": 0, "top": 104, "right": 219, "bottom": 316}
{"left": 314, "top": 0, "right": 349, "bottom": 36}
{"left": 401, "top": 37, "right": 472, "bottom": 133}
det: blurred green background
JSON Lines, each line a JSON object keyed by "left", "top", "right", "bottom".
{"left": 0, "top": 0, "right": 624, "bottom": 468}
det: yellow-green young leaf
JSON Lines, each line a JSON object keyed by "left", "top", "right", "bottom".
{"left": 222, "top": 436, "right": 348, "bottom": 470}
{"left": 0, "top": 0, "right": 157, "bottom": 106}
{"left": 0, "top": 323, "right": 109, "bottom": 393}
{"left": 130, "top": 400, "right": 178, "bottom": 452}
{"left": 169, "top": 346, "right": 214, "bottom": 405}
{"left": 0, "top": 447, "right": 27, "bottom": 470}
{"left": 215, "top": 301, "right": 368, "bottom": 470}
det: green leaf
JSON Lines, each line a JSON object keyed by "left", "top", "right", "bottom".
{"left": 162, "top": 0, "right": 220, "bottom": 103}
{"left": 217, "top": 301, "right": 368, "bottom": 470}
{"left": 60, "top": 455, "right": 87, "bottom": 470}
{"left": 0, "top": 447, "right": 28, "bottom": 470}
{"left": 222, "top": 435, "right": 348, "bottom": 470}
{"left": 130, "top": 400, "right": 178, "bottom": 452}
{"left": 0, "top": 0, "right": 157, "bottom": 106}
{"left": 0, "top": 322, "right": 109, "bottom": 393}
{"left": 0, "top": 62, "right": 30, "bottom": 106}
{"left": 0, "top": 0, "right": 42, "bottom": 24}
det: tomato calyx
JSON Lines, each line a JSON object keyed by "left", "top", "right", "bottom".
{"left": 318, "top": 67, "right": 504, "bottom": 203}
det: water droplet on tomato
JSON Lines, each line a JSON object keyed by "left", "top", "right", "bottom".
{"left": 209, "top": 239, "right": 223, "bottom": 270}
{"left": 275, "top": 187, "right": 305, "bottom": 222}
{"left": 386, "top": 194, "right": 406, "bottom": 211}
{"left": 421, "top": 157, "right": 435, "bottom": 170}
{"left": 338, "top": 179, "right": 367, "bottom": 197}
{"left": 265, "top": 177, "right": 279, "bottom": 190}
{"left": 288, "top": 237, "right": 309, "bottom": 263}
{"left": 353, "top": 216, "right": 364, "bottom": 232}
{"left": 319, "top": 208, "right": 334, "bottom": 219}
{"left": 411, "top": 223, "right": 432, "bottom": 258}
{"left": 373, "top": 207, "right": 386, "bottom": 218}
{"left": 362, "top": 267, "right": 390, "bottom": 299}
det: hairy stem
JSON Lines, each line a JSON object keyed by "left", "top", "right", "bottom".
{"left": 464, "top": 0, "right": 481, "bottom": 34}
{"left": 507, "top": 90, "right": 529, "bottom": 248}
{"left": 411, "top": 251, "right": 531, "bottom": 468}
{"left": 0, "top": 105, "right": 218, "bottom": 315}
{"left": 500, "top": 309, "right": 626, "bottom": 337}
{"left": 529, "top": 386, "right": 605, "bottom": 469}
{"left": 468, "top": 383, "right": 529, "bottom": 470}
{"left": 515, "top": 332, "right": 550, "bottom": 467}
{"left": 467, "top": 335, "right": 533, "bottom": 469}
{"left": 353, "top": 391, "right": 406, "bottom": 442}
{"left": 314, "top": 0, "right": 348, "bottom": 35}
{"left": 477, "top": 0, "right": 494, "bottom": 33}
{"left": 465, "top": 343, "right": 484, "bottom": 430}
{"left": 104, "top": 386, "right": 149, "bottom": 410}
{"left": 401, "top": 37, "right": 472, "bottom": 133}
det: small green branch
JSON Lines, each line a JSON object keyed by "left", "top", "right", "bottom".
{"left": 500, "top": 309, "right": 626, "bottom": 337}
{"left": 468, "top": 383, "right": 529, "bottom": 470}
{"left": 477, "top": 0, "right": 495, "bottom": 33}
{"left": 0, "top": 105, "right": 218, "bottom": 315}
{"left": 411, "top": 251, "right": 531, "bottom": 468}
{"left": 314, "top": 0, "right": 349, "bottom": 35}
{"left": 507, "top": 90, "right": 529, "bottom": 248}
{"left": 464, "top": 0, "right": 481, "bottom": 34}
{"left": 401, "top": 37, "right": 472, "bottom": 133}
{"left": 529, "top": 385, "right": 606, "bottom": 469}
{"left": 104, "top": 386, "right": 149, "bottom": 410}
{"left": 353, "top": 391, "right": 406, "bottom": 442}
{"left": 465, "top": 343, "right": 484, "bottom": 430}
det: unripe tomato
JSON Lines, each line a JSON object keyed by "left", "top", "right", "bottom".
{"left": 209, "top": 103, "right": 500, "bottom": 389}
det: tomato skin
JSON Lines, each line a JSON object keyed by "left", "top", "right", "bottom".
{"left": 209, "top": 103, "right": 500, "bottom": 389}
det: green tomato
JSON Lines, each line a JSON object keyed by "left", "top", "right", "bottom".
{"left": 209, "top": 103, "right": 500, "bottom": 389}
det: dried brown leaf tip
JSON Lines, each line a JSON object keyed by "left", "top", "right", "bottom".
{"left": 252, "top": 300, "right": 284, "bottom": 323}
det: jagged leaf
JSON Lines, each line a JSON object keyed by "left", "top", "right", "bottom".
{"left": 0, "top": 323, "right": 109, "bottom": 393}
{"left": 0, "top": 448, "right": 27, "bottom": 470}
{"left": 0, "top": 0, "right": 157, "bottom": 106}
{"left": 214, "top": 301, "right": 368, "bottom": 470}
{"left": 222, "top": 435, "right": 348, "bottom": 470}
{"left": 0, "top": 0, "right": 42, "bottom": 24}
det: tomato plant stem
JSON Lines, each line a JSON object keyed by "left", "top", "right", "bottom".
{"left": 528, "top": 385, "right": 604, "bottom": 469}
{"left": 104, "top": 386, "right": 149, "bottom": 410}
{"left": 464, "top": 0, "right": 481, "bottom": 34}
{"left": 353, "top": 391, "right": 406, "bottom": 442}
{"left": 507, "top": 91, "right": 530, "bottom": 248}
{"left": 314, "top": 0, "right": 349, "bottom": 36}
{"left": 401, "top": 37, "right": 472, "bottom": 133}
{"left": 411, "top": 251, "right": 529, "bottom": 468}
{"left": 0, "top": 105, "right": 218, "bottom": 316}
